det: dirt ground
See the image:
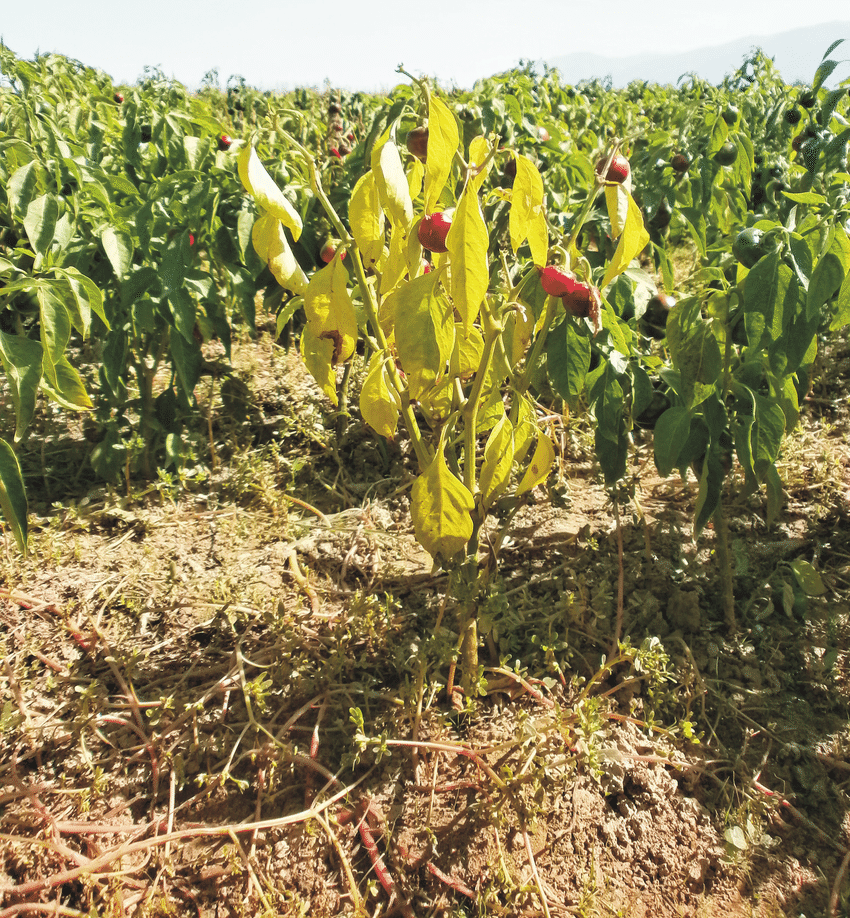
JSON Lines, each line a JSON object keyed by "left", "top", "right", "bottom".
{"left": 2, "top": 326, "right": 850, "bottom": 918}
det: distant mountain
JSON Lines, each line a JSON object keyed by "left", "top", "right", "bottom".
{"left": 545, "top": 21, "right": 850, "bottom": 88}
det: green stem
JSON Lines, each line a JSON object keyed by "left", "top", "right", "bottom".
{"left": 460, "top": 300, "right": 503, "bottom": 496}
{"left": 713, "top": 498, "right": 737, "bottom": 633}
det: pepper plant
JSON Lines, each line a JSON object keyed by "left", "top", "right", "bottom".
{"left": 238, "top": 73, "right": 649, "bottom": 694}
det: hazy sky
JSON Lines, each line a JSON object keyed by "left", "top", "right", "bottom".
{"left": 1, "top": 1, "right": 848, "bottom": 91}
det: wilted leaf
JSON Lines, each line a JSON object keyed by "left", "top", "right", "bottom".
{"left": 252, "top": 213, "right": 308, "bottom": 295}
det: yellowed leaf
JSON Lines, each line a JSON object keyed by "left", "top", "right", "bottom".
{"left": 303, "top": 257, "right": 357, "bottom": 365}
{"left": 373, "top": 140, "right": 413, "bottom": 228}
{"left": 300, "top": 324, "right": 337, "bottom": 405}
{"left": 446, "top": 184, "right": 488, "bottom": 331}
{"left": 601, "top": 190, "right": 650, "bottom": 289}
{"left": 392, "top": 272, "right": 455, "bottom": 400}
{"left": 516, "top": 429, "right": 556, "bottom": 495}
{"left": 480, "top": 415, "right": 515, "bottom": 508}
{"left": 251, "top": 213, "right": 308, "bottom": 295}
{"left": 410, "top": 450, "right": 474, "bottom": 561}
{"left": 450, "top": 322, "right": 484, "bottom": 379}
{"left": 360, "top": 352, "right": 401, "bottom": 439}
{"left": 349, "top": 171, "right": 385, "bottom": 269}
{"left": 424, "top": 94, "right": 459, "bottom": 214}
{"left": 469, "top": 135, "right": 493, "bottom": 194}
{"left": 509, "top": 155, "right": 547, "bottom": 266}
{"left": 238, "top": 146, "right": 302, "bottom": 240}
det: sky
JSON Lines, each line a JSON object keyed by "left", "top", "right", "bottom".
{"left": 1, "top": 1, "right": 849, "bottom": 92}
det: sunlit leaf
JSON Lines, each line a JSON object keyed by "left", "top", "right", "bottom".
{"left": 238, "top": 145, "right": 302, "bottom": 240}
{"left": 349, "top": 171, "right": 386, "bottom": 269}
{"left": 509, "top": 155, "right": 547, "bottom": 266}
{"left": 410, "top": 450, "right": 473, "bottom": 561}
{"left": 516, "top": 429, "right": 556, "bottom": 495}
{"left": 446, "top": 183, "right": 488, "bottom": 331}
{"left": 424, "top": 94, "right": 459, "bottom": 213}
{"left": 300, "top": 323, "right": 338, "bottom": 406}
{"left": 790, "top": 559, "right": 826, "bottom": 597}
{"left": 303, "top": 257, "right": 357, "bottom": 365}
{"left": 373, "top": 140, "right": 413, "bottom": 228}
{"left": 0, "top": 331, "right": 42, "bottom": 442}
{"left": 600, "top": 191, "right": 649, "bottom": 289}
{"left": 391, "top": 271, "right": 455, "bottom": 399}
{"left": 480, "top": 415, "right": 514, "bottom": 508}
{"left": 252, "top": 213, "right": 308, "bottom": 295}
{"left": 360, "top": 352, "right": 401, "bottom": 439}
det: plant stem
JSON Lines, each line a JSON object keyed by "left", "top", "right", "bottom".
{"left": 713, "top": 498, "right": 737, "bottom": 632}
{"left": 609, "top": 494, "right": 625, "bottom": 658}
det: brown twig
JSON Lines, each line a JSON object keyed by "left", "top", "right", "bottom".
{"left": 829, "top": 847, "right": 850, "bottom": 918}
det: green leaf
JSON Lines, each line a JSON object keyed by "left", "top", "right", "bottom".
{"left": 790, "top": 559, "right": 826, "bottom": 597}
{"left": 101, "top": 226, "right": 133, "bottom": 279}
{"left": 0, "top": 439, "right": 28, "bottom": 554}
{"left": 679, "top": 207, "right": 707, "bottom": 256}
{"left": 654, "top": 407, "right": 691, "bottom": 477}
{"left": 666, "top": 300, "right": 722, "bottom": 409}
{"left": 0, "top": 331, "right": 42, "bottom": 442}
{"left": 743, "top": 253, "right": 798, "bottom": 349}
{"left": 831, "top": 268, "right": 850, "bottom": 331}
{"left": 59, "top": 268, "right": 108, "bottom": 333}
{"left": 751, "top": 393, "right": 786, "bottom": 472}
{"left": 812, "top": 59, "right": 839, "bottom": 93}
{"left": 547, "top": 318, "right": 590, "bottom": 406}
{"left": 7, "top": 161, "right": 39, "bottom": 221}
{"left": 37, "top": 282, "right": 71, "bottom": 389}
{"left": 23, "top": 194, "right": 59, "bottom": 259}
{"left": 169, "top": 331, "right": 202, "bottom": 405}
{"left": 807, "top": 226, "right": 850, "bottom": 318}
{"left": 169, "top": 288, "right": 197, "bottom": 344}
{"left": 40, "top": 355, "right": 93, "bottom": 410}
{"left": 693, "top": 452, "right": 724, "bottom": 537}
{"left": 410, "top": 450, "right": 474, "bottom": 562}
{"left": 782, "top": 191, "right": 827, "bottom": 205}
